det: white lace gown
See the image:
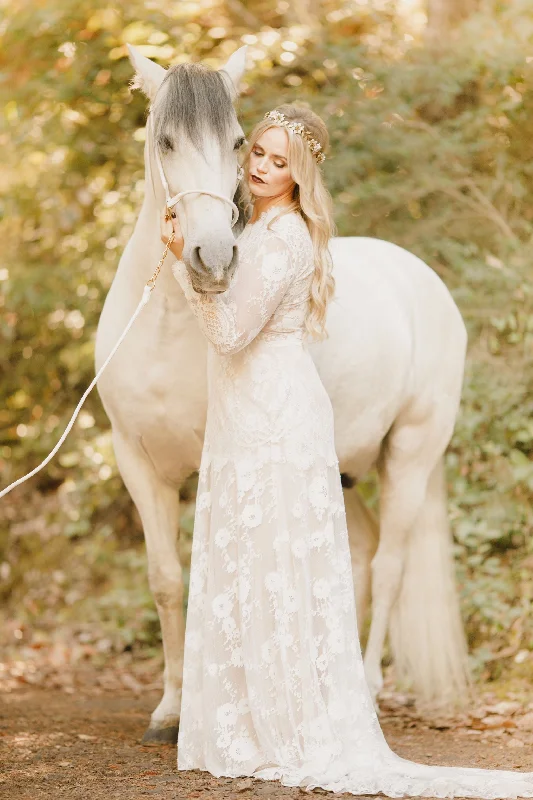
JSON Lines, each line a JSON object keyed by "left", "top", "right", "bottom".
{"left": 171, "top": 206, "right": 533, "bottom": 798}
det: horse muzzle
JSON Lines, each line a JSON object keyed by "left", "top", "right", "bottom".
{"left": 185, "top": 241, "right": 238, "bottom": 293}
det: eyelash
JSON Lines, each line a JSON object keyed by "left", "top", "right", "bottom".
{"left": 252, "top": 149, "right": 285, "bottom": 169}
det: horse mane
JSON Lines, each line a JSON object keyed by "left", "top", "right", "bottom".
{"left": 232, "top": 179, "right": 246, "bottom": 236}
{"left": 151, "top": 62, "right": 236, "bottom": 157}
{"left": 148, "top": 62, "right": 243, "bottom": 231}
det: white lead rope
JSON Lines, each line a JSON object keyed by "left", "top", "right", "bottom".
{"left": 0, "top": 283, "right": 155, "bottom": 500}
{"left": 0, "top": 220, "right": 176, "bottom": 500}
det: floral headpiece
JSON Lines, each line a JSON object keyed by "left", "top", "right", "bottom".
{"left": 263, "top": 110, "right": 326, "bottom": 164}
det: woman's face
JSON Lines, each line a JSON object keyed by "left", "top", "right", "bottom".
{"left": 247, "top": 126, "right": 296, "bottom": 199}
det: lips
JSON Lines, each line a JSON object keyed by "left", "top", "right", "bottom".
{"left": 251, "top": 174, "right": 265, "bottom": 184}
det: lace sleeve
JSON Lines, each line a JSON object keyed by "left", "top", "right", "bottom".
{"left": 171, "top": 232, "right": 296, "bottom": 356}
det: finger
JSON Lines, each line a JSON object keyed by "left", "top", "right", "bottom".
{"left": 161, "top": 207, "right": 173, "bottom": 225}
{"left": 171, "top": 214, "right": 182, "bottom": 235}
{"left": 160, "top": 210, "right": 173, "bottom": 242}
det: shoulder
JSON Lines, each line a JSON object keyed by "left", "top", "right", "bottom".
{"left": 267, "top": 211, "right": 313, "bottom": 257}
{"left": 268, "top": 211, "right": 315, "bottom": 275}
{"left": 268, "top": 209, "right": 308, "bottom": 236}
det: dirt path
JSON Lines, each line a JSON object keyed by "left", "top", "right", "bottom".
{"left": 2, "top": 682, "right": 532, "bottom": 800}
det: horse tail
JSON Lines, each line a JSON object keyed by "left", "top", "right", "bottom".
{"left": 389, "top": 456, "right": 472, "bottom": 710}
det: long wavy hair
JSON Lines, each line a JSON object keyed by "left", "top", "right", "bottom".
{"left": 239, "top": 103, "right": 336, "bottom": 340}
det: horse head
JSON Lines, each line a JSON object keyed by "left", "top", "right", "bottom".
{"left": 127, "top": 44, "right": 248, "bottom": 293}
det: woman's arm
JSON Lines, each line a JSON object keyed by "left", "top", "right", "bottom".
{"left": 161, "top": 209, "right": 296, "bottom": 356}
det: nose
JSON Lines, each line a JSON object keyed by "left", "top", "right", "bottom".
{"left": 189, "top": 243, "right": 238, "bottom": 288}
{"left": 257, "top": 157, "right": 268, "bottom": 173}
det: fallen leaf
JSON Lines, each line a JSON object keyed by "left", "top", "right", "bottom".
{"left": 121, "top": 673, "right": 142, "bottom": 693}
{"left": 517, "top": 712, "right": 533, "bottom": 731}
{"left": 485, "top": 701, "right": 521, "bottom": 716}
{"left": 507, "top": 738, "right": 525, "bottom": 748}
{"left": 472, "top": 715, "right": 516, "bottom": 730}
{"left": 236, "top": 777, "right": 254, "bottom": 791}
{"left": 428, "top": 720, "right": 452, "bottom": 731}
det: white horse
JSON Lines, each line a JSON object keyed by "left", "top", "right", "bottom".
{"left": 95, "top": 44, "right": 470, "bottom": 744}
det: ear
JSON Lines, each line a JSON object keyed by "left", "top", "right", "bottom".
{"left": 127, "top": 43, "right": 166, "bottom": 100}
{"left": 219, "top": 45, "right": 248, "bottom": 100}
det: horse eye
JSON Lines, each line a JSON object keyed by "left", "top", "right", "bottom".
{"left": 159, "top": 135, "right": 173, "bottom": 152}
{"left": 234, "top": 136, "right": 246, "bottom": 151}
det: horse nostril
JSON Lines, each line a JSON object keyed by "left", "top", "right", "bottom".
{"left": 189, "top": 246, "right": 207, "bottom": 279}
{"left": 189, "top": 242, "right": 238, "bottom": 284}
{"left": 229, "top": 244, "right": 238, "bottom": 278}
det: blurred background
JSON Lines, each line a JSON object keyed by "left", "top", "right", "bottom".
{"left": 1, "top": 0, "right": 533, "bottom": 694}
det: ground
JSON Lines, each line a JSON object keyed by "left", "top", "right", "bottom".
{"left": 2, "top": 659, "right": 533, "bottom": 800}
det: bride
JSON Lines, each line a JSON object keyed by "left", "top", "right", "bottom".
{"left": 160, "top": 103, "right": 533, "bottom": 799}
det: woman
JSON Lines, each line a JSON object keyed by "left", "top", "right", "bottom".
{"left": 161, "top": 104, "right": 533, "bottom": 798}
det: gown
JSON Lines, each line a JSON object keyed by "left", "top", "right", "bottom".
{"left": 171, "top": 205, "right": 533, "bottom": 798}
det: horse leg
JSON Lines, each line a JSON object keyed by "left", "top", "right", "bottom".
{"left": 388, "top": 456, "right": 470, "bottom": 709}
{"left": 113, "top": 430, "right": 184, "bottom": 744}
{"left": 363, "top": 403, "right": 459, "bottom": 706}
{"left": 343, "top": 485, "right": 379, "bottom": 634}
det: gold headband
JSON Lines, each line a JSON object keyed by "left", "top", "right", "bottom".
{"left": 264, "top": 110, "right": 326, "bottom": 164}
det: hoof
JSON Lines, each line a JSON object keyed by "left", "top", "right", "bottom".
{"left": 141, "top": 723, "right": 179, "bottom": 745}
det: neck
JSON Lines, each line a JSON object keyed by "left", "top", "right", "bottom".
{"left": 250, "top": 187, "right": 295, "bottom": 222}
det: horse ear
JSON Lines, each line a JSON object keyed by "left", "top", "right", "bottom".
{"left": 127, "top": 43, "right": 166, "bottom": 99}
{"left": 219, "top": 45, "right": 248, "bottom": 100}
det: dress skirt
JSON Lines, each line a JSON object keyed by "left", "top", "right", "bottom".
{"left": 177, "top": 337, "right": 533, "bottom": 799}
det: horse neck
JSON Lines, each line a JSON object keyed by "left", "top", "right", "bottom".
{"left": 124, "top": 183, "right": 188, "bottom": 307}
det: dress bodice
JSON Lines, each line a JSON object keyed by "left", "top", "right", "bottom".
{"left": 236, "top": 207, "right": 315, "bottom": 345}
{"left": 172, "top": 206, "right": 315, "bottom": 356}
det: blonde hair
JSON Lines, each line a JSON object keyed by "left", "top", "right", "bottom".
{"left": 239, "top": 103, "right": 336, "bottom": 340}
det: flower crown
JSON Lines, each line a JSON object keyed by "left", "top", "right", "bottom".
{"left": 264, "top": 110, "right": 326, "bottom": 164}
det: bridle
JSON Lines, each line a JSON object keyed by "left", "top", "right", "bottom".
{"left": 148, "top": 111, "right": 243, "bottom": 227}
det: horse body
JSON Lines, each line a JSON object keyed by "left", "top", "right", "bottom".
{"left": 317, "top": 235, "right": 466, "bottom": 477}
{"left": 95, "top": 46, "right": 470, "bottom": 743}
{"left": 313, "top": 236, "right": 416, "bottom": 475}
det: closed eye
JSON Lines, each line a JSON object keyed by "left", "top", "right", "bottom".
{"left": 159, "top": 134, "right": 173, "bottom": 152}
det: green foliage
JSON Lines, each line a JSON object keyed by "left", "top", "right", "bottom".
{"left": 2, "top": 0, "right": 533, "bottom": 678}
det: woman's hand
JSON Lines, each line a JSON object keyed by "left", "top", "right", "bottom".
{"left": 160, "top": 207, "right": 185, "bottom": 260}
